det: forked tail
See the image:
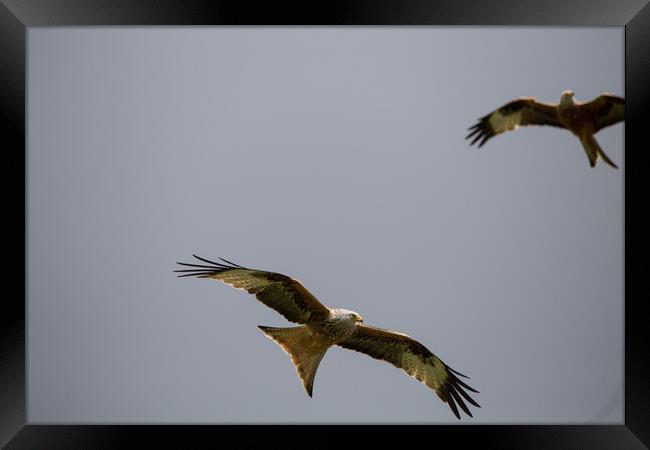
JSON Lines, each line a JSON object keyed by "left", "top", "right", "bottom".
{"left": 258, "top": 325, "right": 330, "bottom": 397}
{"left": 580, "top": 133, "right": 618, "bottom": 169}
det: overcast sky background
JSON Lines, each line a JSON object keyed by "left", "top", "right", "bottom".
{"left": 27, "top": 27, "right": 623, "bottom": 423}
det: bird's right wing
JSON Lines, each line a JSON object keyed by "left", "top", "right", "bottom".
{"left": 467, "top": 98, "right": 565, "bottom": 147}
{"left": 580, "top": 94, "right": 625, "bottom": 133}
{"left": 175, "top": 255, "right": 330, "bottom": 324}
{"left": 337, "top": 324, "right": 479, "bottom": 419}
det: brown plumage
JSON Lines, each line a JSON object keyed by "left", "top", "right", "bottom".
{"left": 176, "top": 254, "right": 480, "bottom": 419}
{"left": 466, "top": 91, "right": 624, "bottom": 168}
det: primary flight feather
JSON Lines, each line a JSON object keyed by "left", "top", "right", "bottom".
{"left": 466, "top": 90, "right": 624, "bottom": 168}
{"left": 175, "top": 254, "right": 480, "bottom": 419}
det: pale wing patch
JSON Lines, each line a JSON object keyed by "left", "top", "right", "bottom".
{"left": 212, "top": 270, "right": 313, "bottom": 322}
{"left": 210, "top": 269, "right": 272, "bottom": 291}
{"left": 175, "top": 255, "right": 329, "bottom": 324}
{"left": 401, "top": 352, "right": 449, "bottom": 392}
{"left": 336, "top": 324, "right": 480, "bottom": 418}
{"left": 489, "top": 110, "right": 522, "bottom": 134}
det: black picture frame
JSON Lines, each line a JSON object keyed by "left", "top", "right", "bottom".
{"left": 2, "top": 1, "right": 649, "bottom": 448}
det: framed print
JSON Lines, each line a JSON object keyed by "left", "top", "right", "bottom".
{"left": 2, "top": 0, "right": 649, "bottom": 448}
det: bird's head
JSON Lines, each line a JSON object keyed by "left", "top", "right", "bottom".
{"left": 560, "top": 90, "right": 576, "bottom": 107}
{"left": 349, "top": 312, "right": 364, "bottom": 323}
{"left": 561, "top": 89, "right": 575, "bottom": 98}
{"left": 333, "top": 308, "right": 364, "bottom": 323}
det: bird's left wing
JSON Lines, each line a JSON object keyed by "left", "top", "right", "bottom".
{"left": 175, "top": 255, "right": 330, "bottom": 324}
{"left": 337, "top": 324, "right": 479, "bottom": 419}
{"left": 466, "top": 97, "right": 564, "bottom": 147}
{"left": 579, "top": 94, "right": 625, "bottom": 133}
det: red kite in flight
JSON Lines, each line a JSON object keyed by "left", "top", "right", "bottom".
{"left": 176, "top": 255, "right": 480, "bottom": 419}
{"left": 467, "top": 91, "right": 624, "bottom": 168}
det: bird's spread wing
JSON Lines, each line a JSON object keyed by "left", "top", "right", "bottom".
{"left": 175, "top": 255, "right": 330, "bottom": 324}
{"left": 466, "top": 97, "right": 564, "bottom": 147}
{"left": 337, "top": 324, "right": 479, "bottom": 419}
{"left": 579, "top": 94, "right": 625, "bottom": 133}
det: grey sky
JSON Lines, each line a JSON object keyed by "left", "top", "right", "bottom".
{"left": 27, "top": 27, "right": 623, "bottom": 423}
